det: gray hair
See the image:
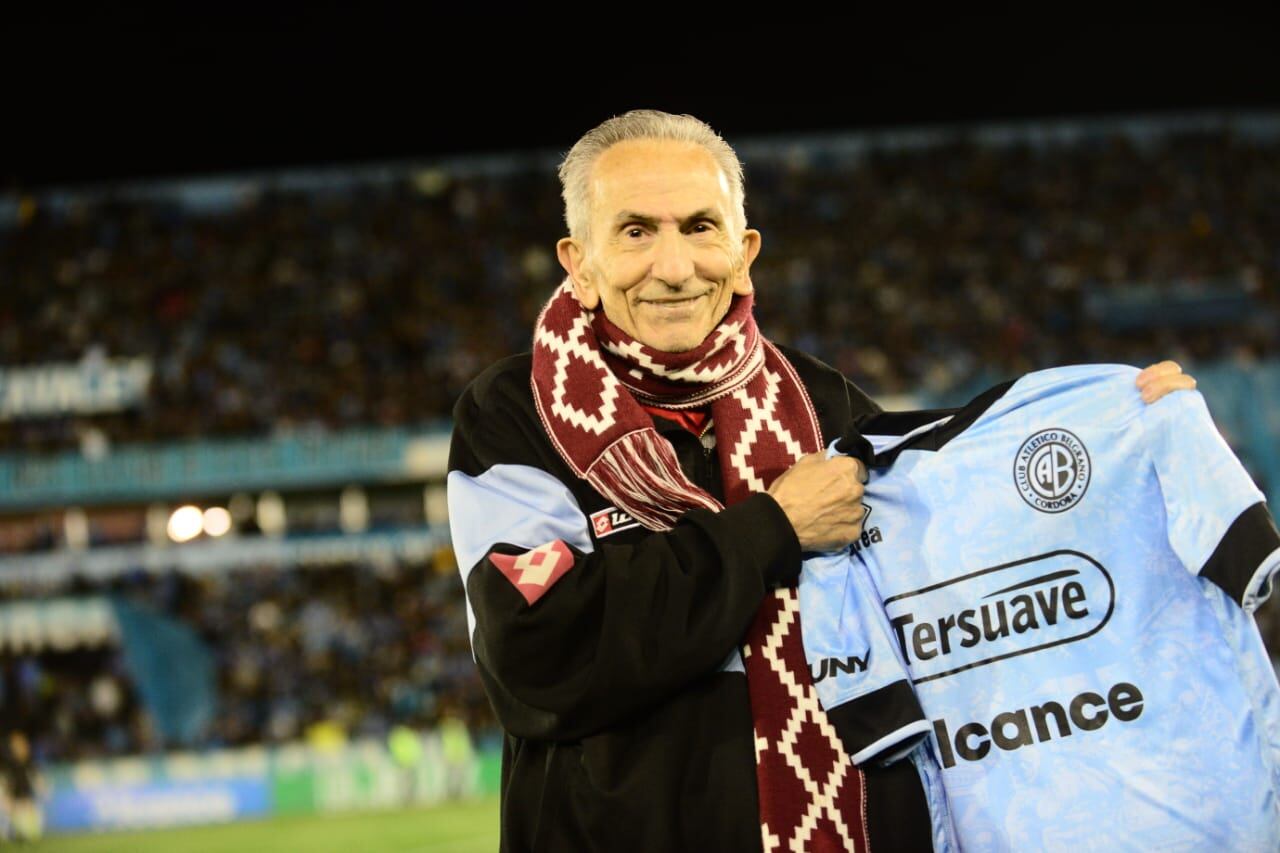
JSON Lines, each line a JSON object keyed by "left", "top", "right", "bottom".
{"left": 557, "top": 110, "right": 747, "bottom": 244}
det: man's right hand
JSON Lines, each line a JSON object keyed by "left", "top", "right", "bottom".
{"left": 766, "top": 452, "right": 867, "bottom": 552}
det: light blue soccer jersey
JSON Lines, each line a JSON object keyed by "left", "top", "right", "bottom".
{"left": 802, "top": 364, "right": 1280, "bottom": 851}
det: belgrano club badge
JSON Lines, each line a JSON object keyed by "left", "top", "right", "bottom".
{"left": 1014, "top": 428, "right": 1091, "bottom": 513}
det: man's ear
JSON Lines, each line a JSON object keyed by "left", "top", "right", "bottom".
{"left": 732, "top": 229, "right": 763, "bottom": 296}
{"left": 556, "top": 237, "right": 599, "bottom": 309}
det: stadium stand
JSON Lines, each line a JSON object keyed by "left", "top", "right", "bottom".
{"left": 2, "top": 116, "right": 1277, "bottom": 454}
{"left": 2, "top": 112, "right": 1279, "bottom": 837}
{"left": 1, "top": 555, "right": 488, "bottom": 764}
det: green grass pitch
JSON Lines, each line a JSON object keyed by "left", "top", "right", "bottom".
{"left": 30, "top": 795, "right": 500, "bottom": 853}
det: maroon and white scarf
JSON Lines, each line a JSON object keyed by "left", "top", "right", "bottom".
{"left": 532, "top": 280, "right": 870, "bottom": 852}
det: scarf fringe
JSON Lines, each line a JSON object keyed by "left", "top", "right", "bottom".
{"left": 586, "top": 431, "right": 723, "bottom": 530}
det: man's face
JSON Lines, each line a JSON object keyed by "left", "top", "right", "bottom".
{"left": 557, "top": 139, "right": 761, "bottom": 353}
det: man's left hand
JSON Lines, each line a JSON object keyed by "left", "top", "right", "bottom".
{"left": 1137, "top": 361, "right": 1197, "bottom": 404}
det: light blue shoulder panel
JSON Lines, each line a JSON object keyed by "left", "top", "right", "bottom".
{"left": 447, "top": 463, "right": 595, "bottom": 645}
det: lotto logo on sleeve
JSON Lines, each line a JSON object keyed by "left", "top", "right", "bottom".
{"left": 489, "top": 540, "right": 575, "bottom": 606}
{"left": 590, "top": 506, "right": 641, "bottom": 538}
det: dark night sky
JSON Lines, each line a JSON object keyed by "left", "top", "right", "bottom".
{"left": 6, "top": 10, "right": 1277, "bottom": 190}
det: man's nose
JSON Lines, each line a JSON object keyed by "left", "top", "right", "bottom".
{"left": 650, "top": 229, "right": 695, "bottom": 287}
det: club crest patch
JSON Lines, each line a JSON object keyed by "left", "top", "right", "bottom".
{"left": 1014, "top": 428, "right": 1091, "bottom": 513}
{"left": 489, "top": 539, "right": 574, "bottom": 606}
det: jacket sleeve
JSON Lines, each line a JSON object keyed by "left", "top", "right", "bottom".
{"left": 447, "top": 366, "right": 802, "bottom": 742}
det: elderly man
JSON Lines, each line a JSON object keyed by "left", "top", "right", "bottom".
{"left": 446, "top": 110, "right": 1194, "bottom": 852}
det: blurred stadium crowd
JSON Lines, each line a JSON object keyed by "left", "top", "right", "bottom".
{"left": 0, "top": 554, "right": 487, "bottom": 763}
{"left": 2, "top": 120, "right": 1277, "bottom": 455}
{"left": 2, "top": 115, "right": 1279, "bottom": 771}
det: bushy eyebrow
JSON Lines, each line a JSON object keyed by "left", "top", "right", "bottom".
{"left": 613, "top": 209, "right": 723, "bottom": 230}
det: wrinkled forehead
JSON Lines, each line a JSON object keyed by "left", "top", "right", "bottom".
{"left": 588, "top": 140, "right": 734, "bottom": 223}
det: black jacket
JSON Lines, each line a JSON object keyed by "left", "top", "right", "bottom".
{"left": 447, "top": 345, "right": 932, "bottom": 852}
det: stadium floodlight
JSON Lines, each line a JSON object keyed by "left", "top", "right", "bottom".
{"left": 203, "top": 506, "right": 233, "bottom": 537}
{"left": 424, "top": 484, "right": 448, "bottom": 526}
{"left": 63, "top": 507, "right": 90, "bottom": 551}
{"left": 257, "top": 491, "right": 287, "bottom": 537}
{"left": 167, "top": 505, "right": 204, "bottom": 543}
{"left": 339, "top": 485, "right": 369, "bottom": 534}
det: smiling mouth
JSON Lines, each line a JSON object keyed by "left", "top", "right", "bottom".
{"left": 640, "top": 293, "right": 707, "bottom": 306}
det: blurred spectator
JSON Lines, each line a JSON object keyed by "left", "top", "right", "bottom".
{"left": 1, "top": 731, "right": 44, "bottom": 843}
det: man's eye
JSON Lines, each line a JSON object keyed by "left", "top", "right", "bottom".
{"left": 625, "top": 227, "right": 645, "bottom": 239}
{"left": 691, "top": 222, "right": 713, "bottom": 233}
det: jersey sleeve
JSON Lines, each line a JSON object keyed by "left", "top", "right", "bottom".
{"left": 1142, "top": 388, "right": 1280, "bottom": 611}
{"left": 800, "top": 552, "right": 931, "bottom": 765}
{"left": 447, "top": 371, "right": 802, "bottom": 742}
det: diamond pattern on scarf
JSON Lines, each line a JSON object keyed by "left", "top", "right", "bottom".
{"left": 725, "top": 368, "right": 809, "bottom": 496}
{"left": 601, "top": 318, "right": 750, "bottom": 386}
{"left": 534, "top": 306, "right": 622, "bottom": 437}
{"left": 744, "top": 589, "right": 868, "bottom": 853}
